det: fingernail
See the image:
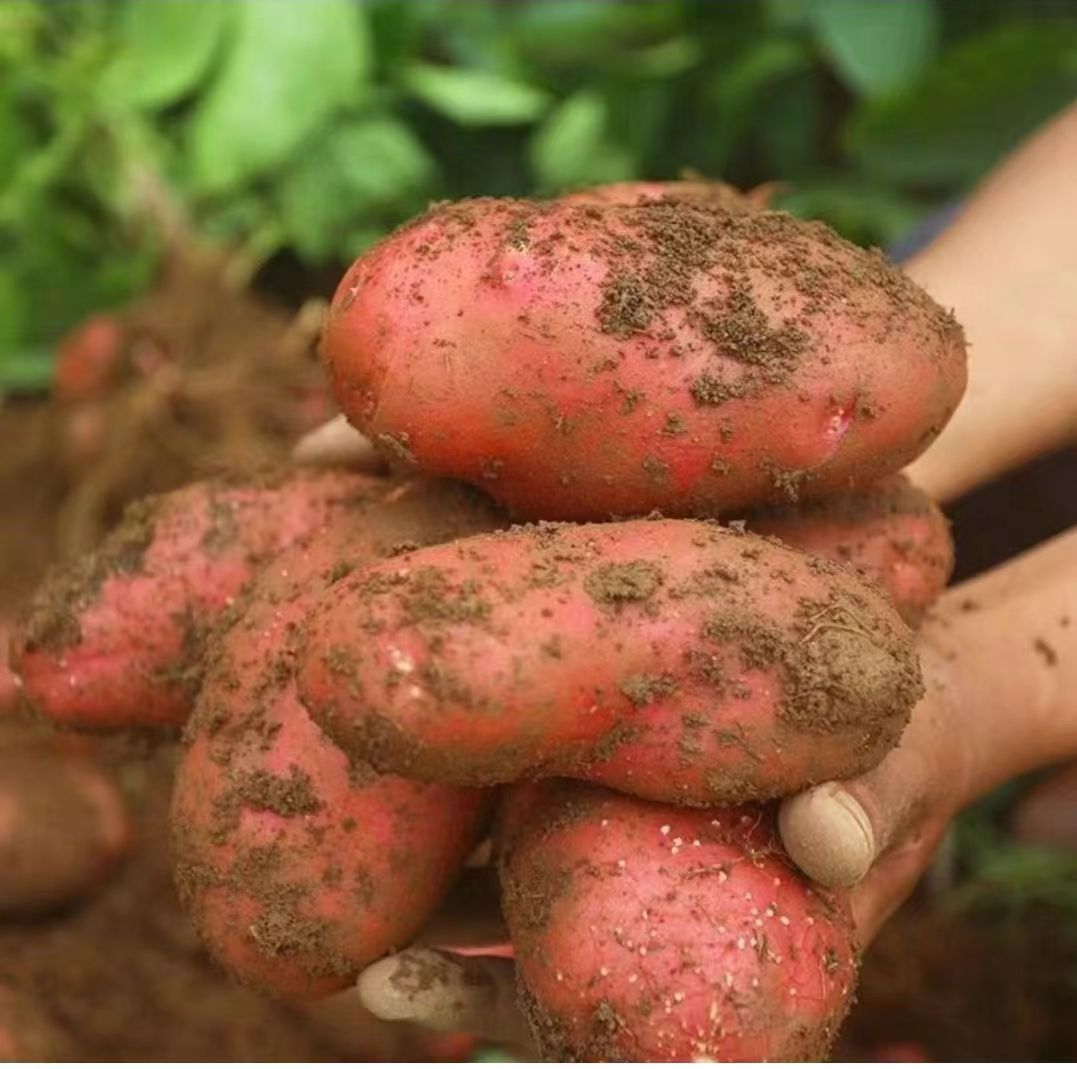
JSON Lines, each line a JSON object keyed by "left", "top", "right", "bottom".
{"left": 356, "top": 957, "right": 420, "bottom": 1022}
{"left": 778, "top": 783, "right": 876, "bottom": 888}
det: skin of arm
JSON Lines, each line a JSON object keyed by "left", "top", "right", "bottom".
{"left": 903, "top": 100, "right": 1077, "bottom": 502}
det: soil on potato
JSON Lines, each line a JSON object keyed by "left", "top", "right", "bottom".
{"left": 2, "top": 242, "right": 1076, "bottom": 1060}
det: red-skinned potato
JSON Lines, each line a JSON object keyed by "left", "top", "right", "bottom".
{"left": 52, "top": 314, "right": 125, "bottom": 403}
{"left": 498, "top": 780, "right": 857, "bottom": 1062}
{"left": 745, "top": 475, "right": 953, "bottom": 626}
{"left": 173, "top": 482, "right": 501, "bottom": 999}
{"left": 323, "top": 197, "right": 966, "bottom": 521}
{"left": 0, "top": 740, "right": 132, "bottom": 916}
{"left": 14, "top": 469, "right": 405, "bottom": 731}
{"left": 298, "top": 518, "right": 922, "bottom": 806}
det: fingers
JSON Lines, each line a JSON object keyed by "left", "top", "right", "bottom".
{"left": 781, "top": 526, "right": 1077, "bottom": 934}
{"left": 779, "top": 641, "right": 964, "bottom": 891}
{"left": 903, "top": 103, "right": 1077, "bottom": 502}
{"left": 0, "top": 743, "right": 132, "bottom": 915}
{"left": 357, "top": 949, "right": 531, "bottom": 1049}
{"left": 292, "top": 414, "right": 386, "bottom": 472}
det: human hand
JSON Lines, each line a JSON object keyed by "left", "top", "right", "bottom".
{"left": 336, "top": 524, "right": 1075, "bottom": 1050}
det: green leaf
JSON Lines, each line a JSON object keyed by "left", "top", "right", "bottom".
{"left": 278, "top": 116, "right": 435, "bottom": 261}
{"left": 0, "top": 270, "right": 25, "bottom": 353}
{"left": 402, "top": 64, "right": 551, "bottom": 126}
{"left": 530, "top": 90, "right": 633, "bottom": 190}
{"left": 510, "top": 1, "right": 687, "bottom": 66}
{"left": 189, "top": 0, "right": 370, "bottom": 193}
{"left": 327, "top": 117, "right": 435, "bottom": 204}
{"left": 0, "top": 1, "right": 43, "bottom": 66}
{"left": 101, "top": 0, "right": 230, "bottom": 110}
{"left": 776, "top": 181, "right": 924, "bottom": 247}
{"left": 809, "top": 0, "right": 938, "bottom": 97}
{"left": 847, "top": 22, "right": 1077, "bottom": 186}
{"left": 0, "top": 348, "right": 53, "bottom": 394}
{"left": 705, "top": 37, "right": 811, "bottom": 168}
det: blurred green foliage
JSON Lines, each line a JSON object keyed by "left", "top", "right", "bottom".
{"left": 2, "top": 0, "right": 1077, "bottom": 389}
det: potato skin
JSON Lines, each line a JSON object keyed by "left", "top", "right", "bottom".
{"left": 498, "top": 780, "right": 857, "bottom": 1062}
{"left": 14, "top": 471, "right": 501, "bottom": 731}
{"left": 173, "top": 486, "right": 499, "bottom": 999}
{"left": 298, "top": 518, "right": 922, "bottom": 805}
{"left": 745, "top": 475, "right": 953, "bottom": 626}
{"left": 323, "top": 197, "right": 966, "bottom": 520}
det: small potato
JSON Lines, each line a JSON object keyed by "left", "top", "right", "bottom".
{"left": 0, "top": 984, "right": 75, "bottom": 1060}
{"left": 745, "top": 475, "right": 953, "bottom": 625}
{"left": 0, "top": 741, "right": 132, "bottom": 916}
{"left": 173, "top": 504, "right": 493, "bottom": 1000}
{"left": 0, "top": 621, "right": 18, "bottom": 716}
{"left": 323, "top": 197, "right": 966, "bottom": 520}
{"left": 298, "top": 518, "right": 922, "bottom": 805}
{"left": 498, "top": 780, "right": 857, "bottom": 1062}
{"left": 15, "top": 471, "right": 502, "bottom": 731}
{"left": 52, "top": 314, "right": 125, "bottom": 403}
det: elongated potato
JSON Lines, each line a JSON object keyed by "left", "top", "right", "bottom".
{"left": 14, "top": 469, "right": 378, "bottom": 730}
{"left": 15, "top": 471, "right": 502, "bottom": 731}
{"left": 298, "top": 519, "right": 922, "bottom": 805}
{"left": 174, "top": 487, "right": 498, "bottom": 999}
{"left": 499, "top": 780, "right": 857, "bottom": 1062}
{"left": 745, "top": 475, "right": 953, "bottom": 625}
{"left": 323, "top": 197, "right": 966, "bottom": 520}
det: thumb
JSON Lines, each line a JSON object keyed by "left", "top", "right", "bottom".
{"left": 357, "top": 949, "right": 531, "bottom": 1048}
{"left": 292, "top": 414, "right": 386, "bottom": 472}
{"left": 779, "top": 640, "right": 963, "bottom": 892}
{"left": 781, "top": 526, "right": 1077, "bottom": 932}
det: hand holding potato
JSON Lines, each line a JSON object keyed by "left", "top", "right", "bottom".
{"left": 11, "top": 102, "right": 1077, "bottom": 1060}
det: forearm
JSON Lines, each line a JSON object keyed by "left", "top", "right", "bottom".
{"left": 924, "top": 525, "right": 1077, "bottom": 796}
{"left": 903, "top": 102, "right": 1077, "bottom": 502}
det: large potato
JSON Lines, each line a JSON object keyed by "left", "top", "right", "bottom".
{"left": 15, "top": 472, "right": 502, "bottom": 731}
{"left": 499, "top": 780, "right": 857, "bottom": 1062}
{"left": 323, "top": 197, "right": 966, "bottom": 520}
{"left": 298, "top": 518, "right": 922, "bottom": 805}
{"left": 14, "top": 470, "right": 379, "bottom": 730}
{"left": 174, "top": 510, "right": 492, "bottom": 1000}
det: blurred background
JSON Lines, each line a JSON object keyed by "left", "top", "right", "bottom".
{"left": 4, "top": 0, "right": 1077, "bottom": 387}
{"left": 1, "top": 0, "right": 1077, "bottom": 1060}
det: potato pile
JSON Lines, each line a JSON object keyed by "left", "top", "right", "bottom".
{"left": 12, "top": 182, "right": 965, "bottom": 1061}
